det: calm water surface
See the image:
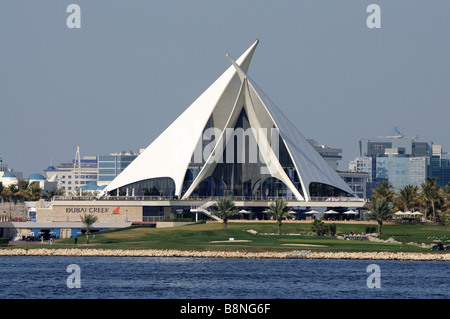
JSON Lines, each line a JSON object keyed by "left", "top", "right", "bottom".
{"left": 0, "top": 257, "right": 448, "bottom": 299}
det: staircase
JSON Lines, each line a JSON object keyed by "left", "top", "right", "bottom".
{"left": 190, "top": 201, "right": 222, "bottom": 221}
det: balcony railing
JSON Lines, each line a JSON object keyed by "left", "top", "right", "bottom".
{"left": 52, "top": 195, "right": 367, "bottom": 202}
{"left": 142, "top": 216, "right": 164, "bottom": 222}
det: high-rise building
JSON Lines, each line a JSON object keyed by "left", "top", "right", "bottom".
{"left": 348, "top": 157, "right": 373, "bottom": 179}
{"left": 429, "top": 145, "right": 450, "bottom": 188}
{"left": 337, "top": 171, "right": 370, "bottom": 199}
{"left": 308, "top": 139, "right": 342, "bottom": 171}
{"left": 375, "top": 155, "right": 427, "bottom": 190}
{"left": 45, "top": 155, "right": 97, "bottom": 195}
{"left": 351, "top": 132, "right": 431, "bottom": 192}
{"left": 359, "top": 134, "right": 431, "bottom": 158}
{"left": 97, "top": 152, "right": 139, "bottom": 187}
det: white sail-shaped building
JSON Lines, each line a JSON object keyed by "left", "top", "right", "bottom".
{"left": 103, "top": 40, "right": 355, "bottom": 201}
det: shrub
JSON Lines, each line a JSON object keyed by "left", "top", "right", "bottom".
{"left": 311, "top": 220, "right": 325, "bottom": 236}
{"left": 327, "top": 223, "right": 337, "bottom": 236}
{"left": 365, "top": 226, "right": 377, "bottom": 234}
{"left": 311, "top": 220, "right": 336, "bottom": 236}
{"left": 0, "top": 238, "right": 9, "bottom": 246}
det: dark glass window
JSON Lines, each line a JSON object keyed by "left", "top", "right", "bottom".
{"left": 114, "top": 177, "right": 176, "bottom": 197}
{"left": 184, "top": 108, "right": 303, "bottom": 199}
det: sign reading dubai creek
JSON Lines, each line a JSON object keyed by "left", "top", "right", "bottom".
{"left": 65, "top": 207, "right": 111, "bottom": 213}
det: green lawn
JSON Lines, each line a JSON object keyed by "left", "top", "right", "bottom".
{"left": 39, "top": 221, "right": 450, "bottom": 253}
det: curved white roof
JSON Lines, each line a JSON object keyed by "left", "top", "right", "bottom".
{"left": 103, "top": 40, "right": 355, "bottom": 201}
{"left": 104, "top": 40, "right": 259, "bottom": 197}
{"left": 246, "top": 76, "right": 354, "bottom": 199}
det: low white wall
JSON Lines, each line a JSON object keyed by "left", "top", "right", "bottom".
{"left": 156, "top": 222, "right": 194, "bottom": 228}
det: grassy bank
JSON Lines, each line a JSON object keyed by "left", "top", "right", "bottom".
{"left": 8, "top": 221, "right": 448, "bottom": 254}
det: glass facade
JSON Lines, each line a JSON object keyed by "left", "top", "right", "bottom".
{"left": 97, "top": 154, "right": 137, "bottom": 184}
{"left": 430, "top": 156, "right": 450, "bottom": 188}
{"left": 114, "top": 106, "right": 353, "bottom": 200}
{"left": 376, "top": 155, "right": 426, "bottom": 190}
{"left": 409, "top": 157, "right": 427, "bottom": 186}
{"left": 115, "top": 177, "right": 176, "bottom": 197}
{"left": 181, "top": 108, "right": 305, "bottom": 199}
{"left": 354, "top": 137, "right": 434, "bottom": 194}
{"left": 338, "top": 171, "right": 370, "bottom": 198}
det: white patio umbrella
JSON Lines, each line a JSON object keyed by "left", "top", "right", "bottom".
{"left": 412, "top": 212, "right": 423, "bottom": 216}
{"left": 324, "top": 209, "right": 339, "bottom": 214}
{"left": 403, "top": 211, "right": 413, "bottom": 217}
{"left": 305, "top": 210, "right": 320, "bottom": 214}
{"left": 343, "top": 210, "right": 358, "bottom": 215}
{"left": 394, "top": 211, "right": 405, "bottom": 216}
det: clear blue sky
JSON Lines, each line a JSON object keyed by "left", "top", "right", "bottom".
{"left": 1, "top": 1, "right": 449, "bottom": 177}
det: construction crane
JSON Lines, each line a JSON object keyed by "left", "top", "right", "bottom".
{"left": 377, "top": 127, "right": 418, "bottom": 141}
{"left": 392, "top": 126, "right": 402, "bottom": 136}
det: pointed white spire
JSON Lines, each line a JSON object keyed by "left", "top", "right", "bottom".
{"left": 103, "top": 40, "right": 355, "bottom": 201}
{"left": 103, "top": 40, "right": 260, "bottom": 198}
{"left": 226, "top": 53, "right": 247, "bottom": 81}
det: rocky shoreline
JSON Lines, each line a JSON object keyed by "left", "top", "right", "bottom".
{"left": 0, "top": 248, "right": 448, "bottom": 261}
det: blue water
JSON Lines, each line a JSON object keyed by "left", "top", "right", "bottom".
{"left": 0, "top": 257, "right": 448, "bottom": 299}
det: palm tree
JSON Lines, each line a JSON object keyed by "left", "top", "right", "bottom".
{"left": 365, "top": 197, "right": 393, "bottom": 235}
{"left": 44, "top": 188, "right": 64, "bottom": 201}
{"left": 420, "top": 177, "right": 440, "bottom": 223}
{"left": 80, "top": 213, "right": 98, "bottom": 244}
{"left": 372, "top": 180, "right": 395, "bottom": 204}
{"left": 5, "top": 184, "right": 19, "bottom": 203}
{"left": 264, "top": 199, "right": 294, "bottom": 235}
{"left": 18, "top": 179, "right": 33, "bottom": 201}
{"left": 442, "top": 183, "right": 450, "bottom": 229}
{"left": 29, "top": 183, "right": 42, "bottom": 201}
{"left": 394, "top": 185, "right": 419, "bottom": 212}
{"left": 17, "top": 179, "right": 30, "bottom": 191}
{"left": 212, "top": 197, "right": 238, "bottom": 230}
{"left": 445, "top": 182, "right": 450, "bottom": 194}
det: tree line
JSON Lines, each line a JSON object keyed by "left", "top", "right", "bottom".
{"left": 0, "top": 180, "right": 64, "bottom": 203}
{"left": 212, "top": 177, "right": 450, "bottom": 237}
{"left": 212, "top": 197, "right": 292, "bottom": 235}
{"left": 367, "top": 177, "right": 450, "bottom": 235}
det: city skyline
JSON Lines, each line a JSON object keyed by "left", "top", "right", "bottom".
{"left": 1, "top": 1, "right": 450, "bottom": 177}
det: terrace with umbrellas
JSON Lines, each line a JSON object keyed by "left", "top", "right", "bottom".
{"left": 304, "top": 209, "right": 360, "bottom": 221}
